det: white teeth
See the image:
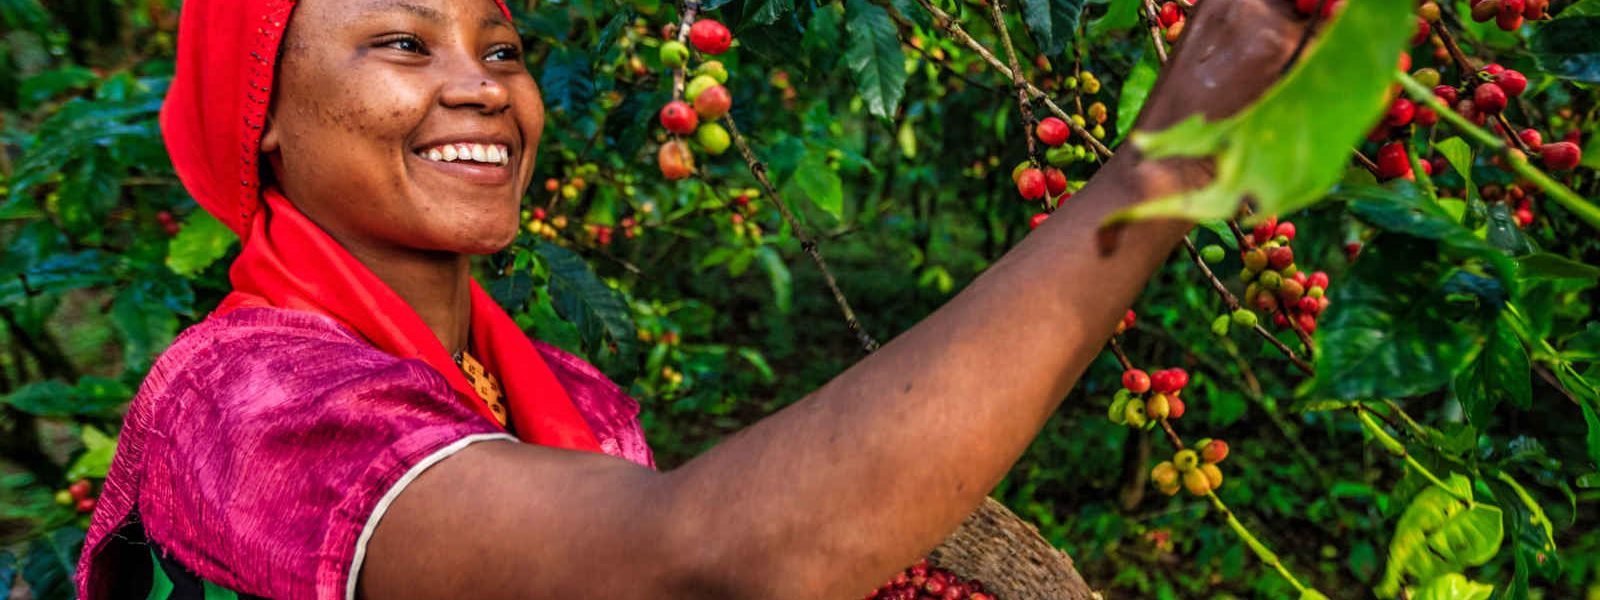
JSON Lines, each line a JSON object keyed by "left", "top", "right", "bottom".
{"left": 421, "top": 143, "right": 509, "bottom": 165}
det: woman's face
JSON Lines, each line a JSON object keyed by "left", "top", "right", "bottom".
{"left": 262, "top": 0, "right": 540, "bottom": 256}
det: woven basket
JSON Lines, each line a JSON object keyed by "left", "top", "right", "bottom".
{"left": 926, "top": 498, "right": 1101, "bottom": 600}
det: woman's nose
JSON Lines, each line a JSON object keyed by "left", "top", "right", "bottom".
{"left": 439, "top": 60, "right": 511, "bottom": 115}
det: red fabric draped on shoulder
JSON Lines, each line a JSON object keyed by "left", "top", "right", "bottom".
{"left": 159, "top": 0, "right": 601, "bottom": 451}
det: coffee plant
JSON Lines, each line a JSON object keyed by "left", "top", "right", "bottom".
{"left": 3, "top": 0, "right": 1600, "bottom": 598}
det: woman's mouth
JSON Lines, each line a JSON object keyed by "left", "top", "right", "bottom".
{"left": 417, "top": 142, "right": 511, "bottom": 166}
{"left": 412, "top": 141, "right": 514, "bottom": 186}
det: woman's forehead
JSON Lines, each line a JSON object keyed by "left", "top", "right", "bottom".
{"left": 294, "top": 0, "right": 512, "bottom": 29}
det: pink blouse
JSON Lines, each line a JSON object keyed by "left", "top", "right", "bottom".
{"left": 76, "top": 307, "right": 654, "bottom": 599}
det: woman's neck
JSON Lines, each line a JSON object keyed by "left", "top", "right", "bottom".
{"left": 343, "top": 238, "right": 474, "bottom": 356}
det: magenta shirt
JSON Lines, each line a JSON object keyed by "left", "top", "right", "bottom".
{"left": 77, "top": 307, "right": 654, "bottom": 599}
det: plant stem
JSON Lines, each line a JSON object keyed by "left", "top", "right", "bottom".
{"left": 1394, "top": 70, "right": 1600, "bottom": 232}
{"left": 1179, "top": 238, "right": 1316, "bottom": 375}
{"left": 721, "top": 114, "right": 881, "bottom": 353}
{"left": 1206, "top": 491, "right": 1317, "bottom": 595}
{"left": 1355, "top": 406, "right": 1473, "bottom": 504}
{"left": 982, "top": 0, "right": 1044, "bottom": 170}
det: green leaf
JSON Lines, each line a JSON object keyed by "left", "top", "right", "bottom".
{"left": 1116, "top": 0, "right": 1412, "bottom": 224}
{"left": 167, "top": 208, "right": 239, "bottom": 278}
{"left": 737, "top": 347, "right": 776, "bottom": 382}
{"left": 1434, "top": 137, "right": 1478, "bottom": 203}
{"left": 844, "top": 0, "right": 907, "bottom": 120}
{"left": 755, "top": 246, "right": 793, "bottom": 314}
{"left": 0, "top": 551, "right": 14, "bottom": 600}
{"left": 112, "top": 278, "right": 190, "bottom": 372}
{"left": 1516, "top": 253, "right": 1600, "bottom": 282}
{"left": 746, "top": 0, "right": 793, "bottom": 25}
{"left": 20, "top": 527, "right": 82, "bottom": 600}
{"left": 1296, "top": 399, "right": 1357, "bottom": 413}
{"left": 1023, "top": 0, "right": 1085, "bottom": 63}
{"left": 1454, "top": 312, "right": 1532, "bottom": 427}
{"left": 1530, "top": 15, "right": 1600, "bottom": 83}
{"left": 791, "top": 148, "right": 844, "bottom": 221}
{"left": 1411, "top": 574, "right": 1493, "bottom": 600}
{"left": 533, "top": 243, "right": 636, "bottom": 361}
{"left": 538, "top": 47, "right": 595, "bottom": 115}
{"left": 1, "top": 377, "right": 127, "bottom": 418}
{"left": 18, "top": 66, "right": 98, "bottom": 110}
{"left": 67, "top": 426, "right": 119, "bottom": 481}
{"left": 1377, "top": 476, "right": 1504, "bottom": 597}
{"left": 1113, "top": 51, "right": 1158, "bottom": 147}
{"left": 1314, "top": 237, "right": 1491, "bottom": 400}
{"left": 1090, "top": 0, "right": 1140, "bottom": 37}
{"left": 0, "top": 250, "right": 120, "bottom": 305}
{"left": 1553, "top": 367, "right": 1600, "bottom": 469}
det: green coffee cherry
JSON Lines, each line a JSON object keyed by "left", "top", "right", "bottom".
{"left": 686, "top": 74, "right": 720, "bottom": 102}
{"left": 1231, "top": 309, "right": 1258, "bottom": 327}
{"left": 694, "top": 60, "right": 729, "bottom": 84}
{"left": 660, "top": 41, "right": 690, "bottom": 68}
{"left": 1211, "top": 315, "right": 1231, "bottom": 337}
{"left": 1201, "top": 244, "right": 1226, "bottom": 264}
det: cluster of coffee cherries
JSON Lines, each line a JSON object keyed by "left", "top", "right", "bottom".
{"left": 865, "top": 559, "right": 995, "bottom": 600}
{"left": 1011, "top": 117, "right": 1075, "bottom": 203}
{"left": 726, "top": 189, "right": 766, "bottom": 240}
{"left": 1109, "top": 366, "right": 1191, "bottom": 428}
{"left": 1230, "top": 217, "right": 1331, "bottom": 334}
{"left": 656, "top": 19, "right": 735, "bottom": 181}
{"left": 1155, "top": 0, "right": 1193, "bottom": 42}
{"left": 55, "top": 478, "right": 97, "bottom": 514}
{"left": 1150, "top": 439, "right": 1228, "bottom": 497}
{"left": 1468, "top": 0, "right": 1549, "bottom": 31}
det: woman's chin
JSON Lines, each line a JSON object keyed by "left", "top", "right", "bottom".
{"left": 448, "top": 221, "right": 521, "bottom": 255}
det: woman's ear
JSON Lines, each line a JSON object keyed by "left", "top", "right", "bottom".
{"left": 260, "top": 113, "right": 280, "bottom": 153}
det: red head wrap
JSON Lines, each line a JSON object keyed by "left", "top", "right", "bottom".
{"left": 161, "top": 0, "right": 601, "bottom": 451}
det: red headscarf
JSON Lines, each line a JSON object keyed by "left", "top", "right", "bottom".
{"left": 161, "top": 0, "right": 601, "bottom": 452}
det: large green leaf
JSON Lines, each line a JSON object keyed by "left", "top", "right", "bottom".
{"left": 844, "top": 0, "right": 907, "bottom": 120}
{"left": 167, "top": 210, "right": 238, "bottom": 277}
{"left": 745, "top": 0, "right": 793, "bottom": 25}
{"left": 67, "top": 425, "right": 119, "bottom": 481}
{"left": 755, "top": 246, "right": 793, "bottom": 314}
{"left": 1314, "top": 236, "right": 1493, "bottom": 400}
{"left": 1453, "top": 312, "right": 1532, "bottom": 428}
{"left": 1377, "top": 475, "right": 1504, "bottom": 597}
{"left": 0, "top": 249, "right": 120, "bottom": 305}
{"left": 790, "top": 147, "right": 843, "bottom": 221}
{"left": 1411, "top": 574, "right": 1493, "bottom": 600}
{"left": 1115, "top": 0, "right": 1412, "bottom": 224}
{"left": 1022, "top": 0, "right": 1085, "bottom": 63}
{"left": 1530, "top": 14, "right": 1600, "bottom": 83}
{"left": 1090, "top": 0, "right": 1140, "bottom": 37}
{"left": 112, "top": 275, "right": 192, "bottom": 372}
{"left": 538, "top": 47, "right": 595, "bottom": 116}
{"left": 1434, "top": 137, "right": 1478, "bottom": 204}
{"left": 1, "top": 376, "right": 129, "bottom": 418}
{"left": 534, "top": 243, "right": 636, "bottom": 361}
{"left": 20, "top": 527, "right": 82, "bottom": 600}
{"left": 1113, "top": 51, "right": 1158, "bottom": 147}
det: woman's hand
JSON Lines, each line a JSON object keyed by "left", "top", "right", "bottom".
{"left": 1137, "top": 0, "right": 1310, "bottom": 132}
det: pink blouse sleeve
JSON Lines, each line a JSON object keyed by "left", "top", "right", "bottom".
{"left": 79, "top": 310, "right": 514, "bottom": 600}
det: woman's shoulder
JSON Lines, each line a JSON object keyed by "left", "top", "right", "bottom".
{"left": 150, "top": 306, "right": 453, "bottom": 402}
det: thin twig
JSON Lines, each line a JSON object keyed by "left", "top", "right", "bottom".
{"left": 722, "top": 115, "right": 881, "bottom": 353}
{"left": 983, "top": 0, "right": 1044, "bottom": 169}
{"left": 901, "top": 0, "right": 1114, "bottom": 159}
{"left": 1140, "top": 0, "right": 1170, "bottom": 65}
{"left": 1180, "top": 238, "right": 1316, "bottom": 376}
{"left": 1108, "top": 337, "right": 1135, "bottom": 371}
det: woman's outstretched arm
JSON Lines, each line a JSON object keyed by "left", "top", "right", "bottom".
{"left": 360, "top": 1, "right": 1305, "bottom": 598}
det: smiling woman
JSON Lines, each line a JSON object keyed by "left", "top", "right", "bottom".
{"left": 73, "top": 0, "right": 1307, "bottom": 598}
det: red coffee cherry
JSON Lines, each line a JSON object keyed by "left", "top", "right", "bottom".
{"left": 1376, "top": 142, "right": 1411, "bottom": 180}
{"left": 1385, "top": 98, "right": 1416, "bottom": 127}
{"left": 688, "top": 20, "right": 733, "bottom": 55}
{"left": 1201, "top": 439, "right": 1229, "bottom": 464}
{"left": 1044, "top": 167, "right": 1068, "bottom": 197}
{"left": 1518, "top": 128, "right": 1543, "bottom": 148}
{"left": 1123, "top": 369, "right": 1152, "bottom": 394}
{"left": 1496, "top": 69, "right": 1528, "bottom": 97}
{"left": 1015, "top": 168, "right": 1047, "bottom": 200}
{"left": 1268, "top": 246, "right": 1295, "bottom": 270}
{"left": 1474, "top": 83, "right": 1508, "bottom": 114}
{"left": 1036, "top": 117, "right": 1071, "bottom": 146}
{"left": 657, "top": 139, "right": 695, "bottom": 180}
{"left": 693, "top": 84, "right": 732, "bottom": 120}
{"left": 1151, "top": 368, "right": 1188, "bottom": 393}
{"left": 1029, "top": 212, "right": 1050, "bottom": 230}
{"left": 659, "top": 101, "right": 699, "bottom": 134}
{"left": 1540, "top": 141, "right": 1582, "bottom": 171}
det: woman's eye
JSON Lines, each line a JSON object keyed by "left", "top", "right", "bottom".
{"left": 487, "top": 45, "right": 522, "bottom": 62}
{"left": 380, "top": 36, "right": 426, "bottom": 54}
